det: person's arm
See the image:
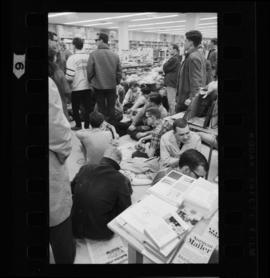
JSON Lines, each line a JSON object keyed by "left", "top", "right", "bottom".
{"left": 130, "top": 95, "right": 146, "bottom": 111}
{"left": 49, "top": 78, "right": 72, "bottom": 164}
{"left": 116, "top": 56, "right": 122, "bottom": 85}
{"left": 86, "top": 53, "right": 95, "bottom": 83}
{"left": 122, "top": 89, "right": 131, "bottom": 106}
{"left": 65, "top": 56, "right": 75, "bottom": 84}
{"left": 160, "top": 135, "right": 179, "bottom": 168}
{"left": 163, "top": 56, "right": 179, "bottom": 73}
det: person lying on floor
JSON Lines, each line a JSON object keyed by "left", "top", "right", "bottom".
{"left": 152, "top": 149, "right": 209, "bottom": 185}
{"left": 133, "top": 107, "right": 173, "bottom": 158}
{"left": 128, "top": 92, "right": 168, "bottom": 140}
{"left": 160, "top": 118, "right": 202, "bottom": 168}
{"left": 76, "top": 111, "right": 118, "bottom": 164}
{"left": 71, "top": 146, "right": 132, "bottom": 240}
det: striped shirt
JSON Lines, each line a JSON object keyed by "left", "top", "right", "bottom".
{"left": 66, "top": 50, "right": 90, "bottom": 91}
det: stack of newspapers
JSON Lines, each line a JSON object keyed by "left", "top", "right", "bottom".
{"left": 112, "top": 170, "right": 218, "bottom": 263}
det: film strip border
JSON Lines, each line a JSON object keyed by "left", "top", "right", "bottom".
{"left": 9, "top": 2, "right": 257, "bottom": 277}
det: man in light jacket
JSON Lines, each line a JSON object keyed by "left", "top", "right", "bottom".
{"left": 87, "top": 32, "right": 122, "bottom": 125}
{"left": 49, "top": 77, "right": 75, "bottom": 263}
{"left": 160, "top": 118, "right": 202, "bottom": 168}
{"left": 176, "top": 30, "right": 207, "bottom": 113}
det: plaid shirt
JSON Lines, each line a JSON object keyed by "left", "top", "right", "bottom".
{"left": 150, "top": 118, "right": 174, "bottom": 156}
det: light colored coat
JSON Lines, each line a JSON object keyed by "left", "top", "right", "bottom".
{"left": 49, "top": 77, "right": 73, "bottom": 227}
{"left": 160, "top": 129, "right": 202, "bottom": 168}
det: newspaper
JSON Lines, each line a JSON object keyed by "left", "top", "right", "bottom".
{"left": 202, "top": 211, "right": 219, "bottom": 248}
{"left": 149, "top": 170, "right": 196, "bottom": 207}
{"left": 176, "top": 205, "right": 203, "bottom": 229}
{"left": 86, "top": 235, "right": 128, "bottom": 264}
{"left": 172, "top": 233, "right": 215, "bottom": 264}
{"left": 183, "top": 177, "right": 218, "bottom": 218}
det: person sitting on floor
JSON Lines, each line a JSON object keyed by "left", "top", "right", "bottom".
{"left": 160, "top": 118, "right": 202, "bottom": 168}
{"left": 71, "top": 146, "right": 132, "bottom": 240}
{"left": 128, "top": 92, "right": 168, "bottom": 140}
{"left": 133, "top": 107, "right": 174, "bottom": 158}
{"left": 125, "top": 83, "right": 151, "bottom": 115}
{"left": 152, "top": 149, "right": 209, "bottom": 185}
{"left": 76, "top": 111, "right": 116, "bottom": 164}
{"left": 122, "top": 81, "right": 142, "bottom": 112}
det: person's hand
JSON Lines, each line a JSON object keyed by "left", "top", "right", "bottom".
{"left": 128, "top": 124, "right": 136, "bottom": 131}
{"left": 184, "top": 98, "right": 192, "bottom": 106}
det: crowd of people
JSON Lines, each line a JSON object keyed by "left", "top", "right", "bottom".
{"left": 49, "top": 29, "right": 218, "bottom": 263}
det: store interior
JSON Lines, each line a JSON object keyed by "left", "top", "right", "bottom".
{"left": 49, "top": 12, "right": 218, "bottom": 264}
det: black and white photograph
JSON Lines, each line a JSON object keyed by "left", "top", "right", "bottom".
{"left": 48, "top": 12, "right": 218, "bottom": 264}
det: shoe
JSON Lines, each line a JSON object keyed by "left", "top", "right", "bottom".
{"left": 71, "top": 126, "right": 82, "bottom": 131}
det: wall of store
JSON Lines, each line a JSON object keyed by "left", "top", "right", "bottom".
{"left": 48, "top": 24, "right": 183, "bottom": 44}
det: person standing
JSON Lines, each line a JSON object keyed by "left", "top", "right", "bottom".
{"left": 87, "top": 32, "right": 122, "bottom": 125}
{"left": 175, "top": 30, "right": 207, "bottom": 113}
{"left": 207, "top": 38, "right": 218, "bottom": 79}
{"left": 163, "top": 44, "right": 182, "bottom": 115}
{"left": 49, "top": 77, "right": 76, "bottom": 263}
{"left": 66, "top": 37, "right": 95, "bottom": 130}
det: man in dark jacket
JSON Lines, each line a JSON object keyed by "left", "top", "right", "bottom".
{"left": 176, "top": 30, "right": 207, "bottom": 113}
{"left": 163, "top": 44, "right": 182, "bottom": 115}
{"left": 87, "top": 33, "right": 122, "bottom": 125}
{"left": 71, "top": 146, "right": 132, "bottom": 240}
{"left": 207, "top": 38, "right": 218, "bottom": 78}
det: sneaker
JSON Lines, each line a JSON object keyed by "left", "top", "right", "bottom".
{"left": 71, "top": 126, "right": 82, "bottom": 131}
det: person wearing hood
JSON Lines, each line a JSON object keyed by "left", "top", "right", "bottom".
{"left": 87, "top": 32, "right": 122, "bottom": 126}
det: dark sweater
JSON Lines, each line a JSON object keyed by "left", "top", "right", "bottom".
{"left": 71, "top": 157, "right": 132, "bottom": 240}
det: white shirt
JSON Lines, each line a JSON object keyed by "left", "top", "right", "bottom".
{"left": 66, "top": 49, "right": 90, "bottom": 91}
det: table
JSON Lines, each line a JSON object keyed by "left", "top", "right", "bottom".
{"left": 108, "top": 194, "right": 218, "bottom": 264}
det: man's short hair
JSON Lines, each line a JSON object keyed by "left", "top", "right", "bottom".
{"left": 145, "top": 107, "right": 162, "bottom": 119}
{"left": 185, "top": 30, "right": 203, "bottom": 47}
{"left": 211, "top": 38, "right": 218, "bottom": 45}
{"left": 149, "top": 92, "right": 162, "bottom": 106}
{"left": 179, "top": 149, "right": 209, "bottom": 172}
{"left": 171, "top": 43, "right": 179, "bottom": 52}
{"left": 89, "top": 111, "right": 104, "bottom": 128}
{"left": 97, "top": 32, "right": 109, "bottom": 44}
{"left": 72, "top": 37, "right": 84, "bottom": 50}
{"left": 173, "top": 118, "right": 188, "bottom": 131}
{"left": 48, "top": 31, "right": 57, "bottom": 41}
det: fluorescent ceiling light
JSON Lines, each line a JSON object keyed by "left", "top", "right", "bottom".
{"left": 84, "top": 22, "right": 113, "bottom": 27}
{"left": 128, "top": 25, "right": 185, "bottom": 31}
{"left": 64, "top": 13, "right": 154, "bottom": 25}
{"left": 200, "top": 17, "right": 217, "bottom": 21}
{"left": 130, "top": 14, "right": 179, "bottom": 21}
{"left": 48, "top": 12, "right": 76, "bottom": 18}
{"left": 109, "top": 26, "right": 119, "bottom": 29}
{"left": 198, "top": 22, "right": 217, "bottom": 26}
{"left": 129, "top": 20, "right": 186, "bottom": 27}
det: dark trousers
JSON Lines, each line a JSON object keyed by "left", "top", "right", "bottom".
{"left": 94, "top": 88, "right": 116, "bottom": 125}
{"left": 50, "top": 216, "right": 76, "bottom": 264}
{"left": 71, "top": 89, "right": 95, "bottom": 128}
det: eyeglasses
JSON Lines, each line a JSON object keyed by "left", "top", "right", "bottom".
{"left": 190, "top": 169, "right": 205, "bottom": 179}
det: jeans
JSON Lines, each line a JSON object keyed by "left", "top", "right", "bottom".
{"left": 94, "top": 88, "right": 116, "bottom": 125}
{"left": 71, "top": 89, "right": 95, "bottom": 128}
{"left": 166, "top": 86, "right": 177, "bottom": 115}
{"left": 50, "top": 216, "right": 76, "bottom": 264}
